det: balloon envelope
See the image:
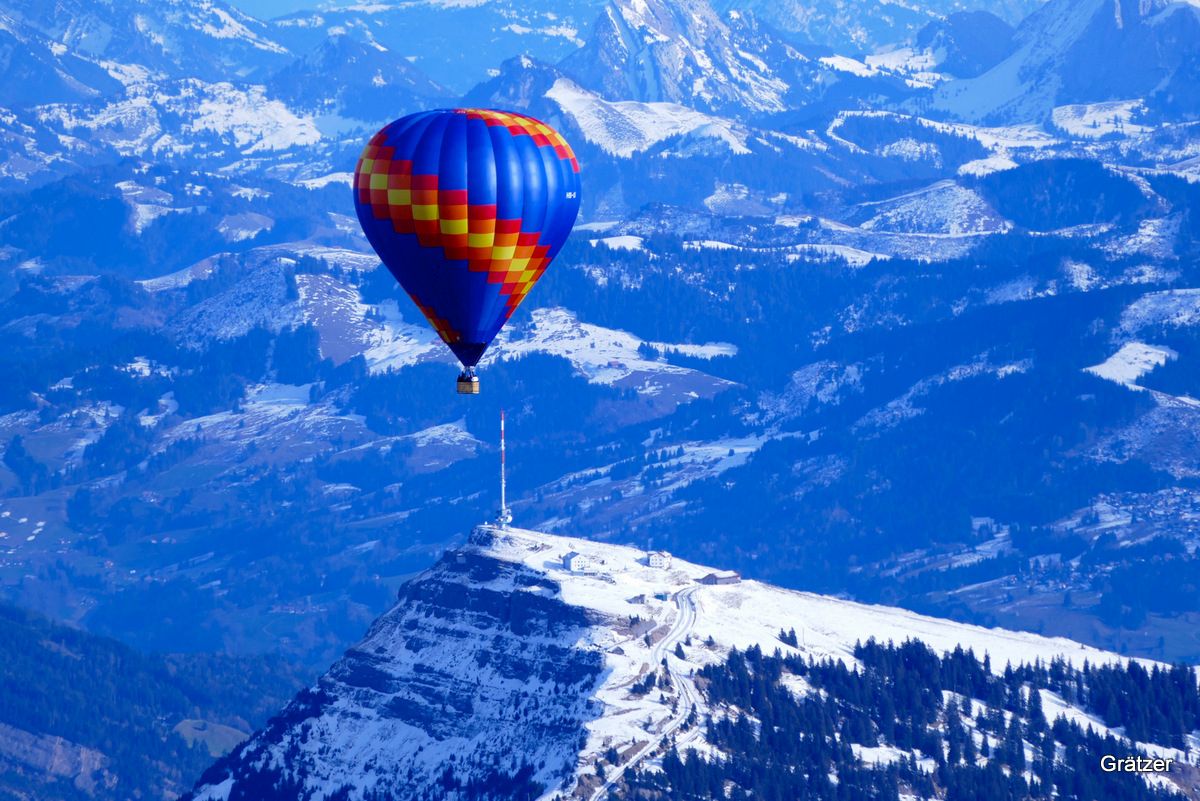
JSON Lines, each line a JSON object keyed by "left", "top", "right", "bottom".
{"left": 353, "top": 108, "right": 581, "bottom": 368}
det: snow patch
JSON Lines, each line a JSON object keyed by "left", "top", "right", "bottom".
{"left": 298, "top": 172, "right": 354, "bottom": 189}
{"left": 786, "top": 244, "right": 889, "bottom": 268}
{"left": 819, "top": 55, "right": 879, "bottom": 78}
{"left": 1051, "top": 100, "right": 1152, "bottom": 139}
{"left": 546, "top": 78, "right": 749, "bottom": 157}
{"left": 590, "top": 235, "right": 644, "bottom": 252}
{"left": 487, "top": 307, "right": 735, "bottom": 393}
{"left": 1084, "top": 342, "right": 1176, "bottom": 388}
{"left": 217, "top": 213, "right": 273, "bottom": 242}
{"left": 958, "top": 156, "right": 1018, "bottom": 177}
{"left": 856, "top": 181, "right": 1009, "bottom": 236}
{"left": 1119, "top": 289, "right": 1200, "bottom": 334}
{"left": 187, "top": 83, "right": 320, "bottom": 153}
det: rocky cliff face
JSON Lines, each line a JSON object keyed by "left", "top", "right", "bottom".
{"left": 558, "top": 0, "right": 803, "bottom": 115}
{"left": 189, "top": 527, "right": 608, "bottom": 801}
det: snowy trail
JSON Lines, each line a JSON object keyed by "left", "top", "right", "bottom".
{"left": 588, "top": 585, "right": 702, "bottom": 800}
{"left": 667, "top": 589, "right": 705, "bottom": 751}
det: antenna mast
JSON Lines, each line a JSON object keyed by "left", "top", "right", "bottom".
{"left": 498, "top": 409, "right": 512, "bottom": 528}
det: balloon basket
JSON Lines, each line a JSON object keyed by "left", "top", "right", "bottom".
{"left": 456, "top": 372, "right": 480, "bottom": 394}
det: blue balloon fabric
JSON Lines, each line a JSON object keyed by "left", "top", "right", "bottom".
{"left": 353, "top": 108, "right": 581, "bottom": 367}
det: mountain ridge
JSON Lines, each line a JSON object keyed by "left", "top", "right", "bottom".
{"left": 2, "top": 0, "right": 291, "bottom": 82}
{"left": 930, "top": 0, "right": 1200, "bottom": 122}
{"left": 186, "top": 523, "right": 1188, "bottom": 801}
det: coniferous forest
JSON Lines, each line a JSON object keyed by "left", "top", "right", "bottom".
{"left": 623, "top": 640, "right": 1199, "bottom": 801}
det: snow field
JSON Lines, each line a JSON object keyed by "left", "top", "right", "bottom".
{"left": 1085, "top": 342, "right": 1177, "bottom": 388}
{"left": 1051, "top": 100, "right": 1152, "bottom": 140}
{"left": 478, "top": 526, "right": 1173, "bottom": 797}
{"left": 546, "top": 78, "right": 750, "bottom": 157}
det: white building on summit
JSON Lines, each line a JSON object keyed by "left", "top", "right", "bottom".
{"left": 563, "top": 551, "right": 598, "bottom": 574}
{"left": 647, "top": 551, "right": 672, "bottom": 569}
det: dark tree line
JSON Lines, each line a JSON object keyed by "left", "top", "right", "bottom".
{"left": 622, "top": 639, "right": 1195, "bottom": 801}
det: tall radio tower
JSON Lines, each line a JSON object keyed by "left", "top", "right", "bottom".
{"left": 497, "top": 409, "right": 513, "bottom": 529}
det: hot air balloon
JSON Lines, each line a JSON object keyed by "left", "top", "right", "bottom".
{"left": 353, "top": 108, "right": 581, "bottom": 394}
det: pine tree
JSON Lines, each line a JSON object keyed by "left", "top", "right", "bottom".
{"left": 1028, "top": 686, "right": 1046, "bottom": 738}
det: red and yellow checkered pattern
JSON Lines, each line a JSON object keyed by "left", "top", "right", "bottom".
{"left": 410, "top": 294, "right": 460, "bottom": 344}
{"left": 354, "top": 110, "right": 577, "bottom": 317}
{"left": 458, "top": 108, "right": 579, "bottom": 173}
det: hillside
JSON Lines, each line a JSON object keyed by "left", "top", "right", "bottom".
{"left": 0, "top": 602, "right": 306, "bottom": 801}
{"left": 187, "top": 525, "right": 1200, "bottom": 800}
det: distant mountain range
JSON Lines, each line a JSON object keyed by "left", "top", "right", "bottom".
{"left": 3, "top": 0, "right": 290, "bottom": 84}
{"left": 713, "top": 0, "right": 1044, "bottom": 52}
{"left": 2, "top": 0, "right": 1200, "bottom": 794}
{"left": 930, "top": 0, "right": 1200, "bottom": 122}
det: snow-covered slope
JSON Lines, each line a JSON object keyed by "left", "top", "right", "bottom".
{"left": 851, "top": 180, "right": 1010, "bottom": 235}
{"left": 37, "top": 78, "right": 322, "bottom": 159}
{"left": 2, "top": 0, "right": 291, "bottom": 82}
{"left": 932, "top": 0, "right": 1200, "bottom": 123}
{"left": 712, "top": 0, "right": 1041, "bottom": 53}
{"left": 267, "top": 0, "right": 602, "bottom": 93}
{"left": 558, "top": 0, "right": 798, "bottom": 115}
{"left": 0, "top": 8, "right": 125, "bottom": 105}
{"left": 546, "top": 78, "right": 750, "bottom": 157}
{"left": 266, "top": 28, "right": 449, "bottom": 124}
{"left": 1085, "top": 342, "right": 1177, "bottom": 389}
{"left": 189, "top": 524, "right": 1171, "bottom": 801}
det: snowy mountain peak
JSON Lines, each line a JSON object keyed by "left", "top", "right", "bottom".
{"left": 0, "top": 0, "right": 291, "bottom": 83}
{"left": 266, "top": 25, "right": 448, "bottom": 122}
{"left": 188, "top": 524, "right": 1149, "bottom": 801}
{"left": 560, "top": 0, "right": 792, "bottom": 115}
